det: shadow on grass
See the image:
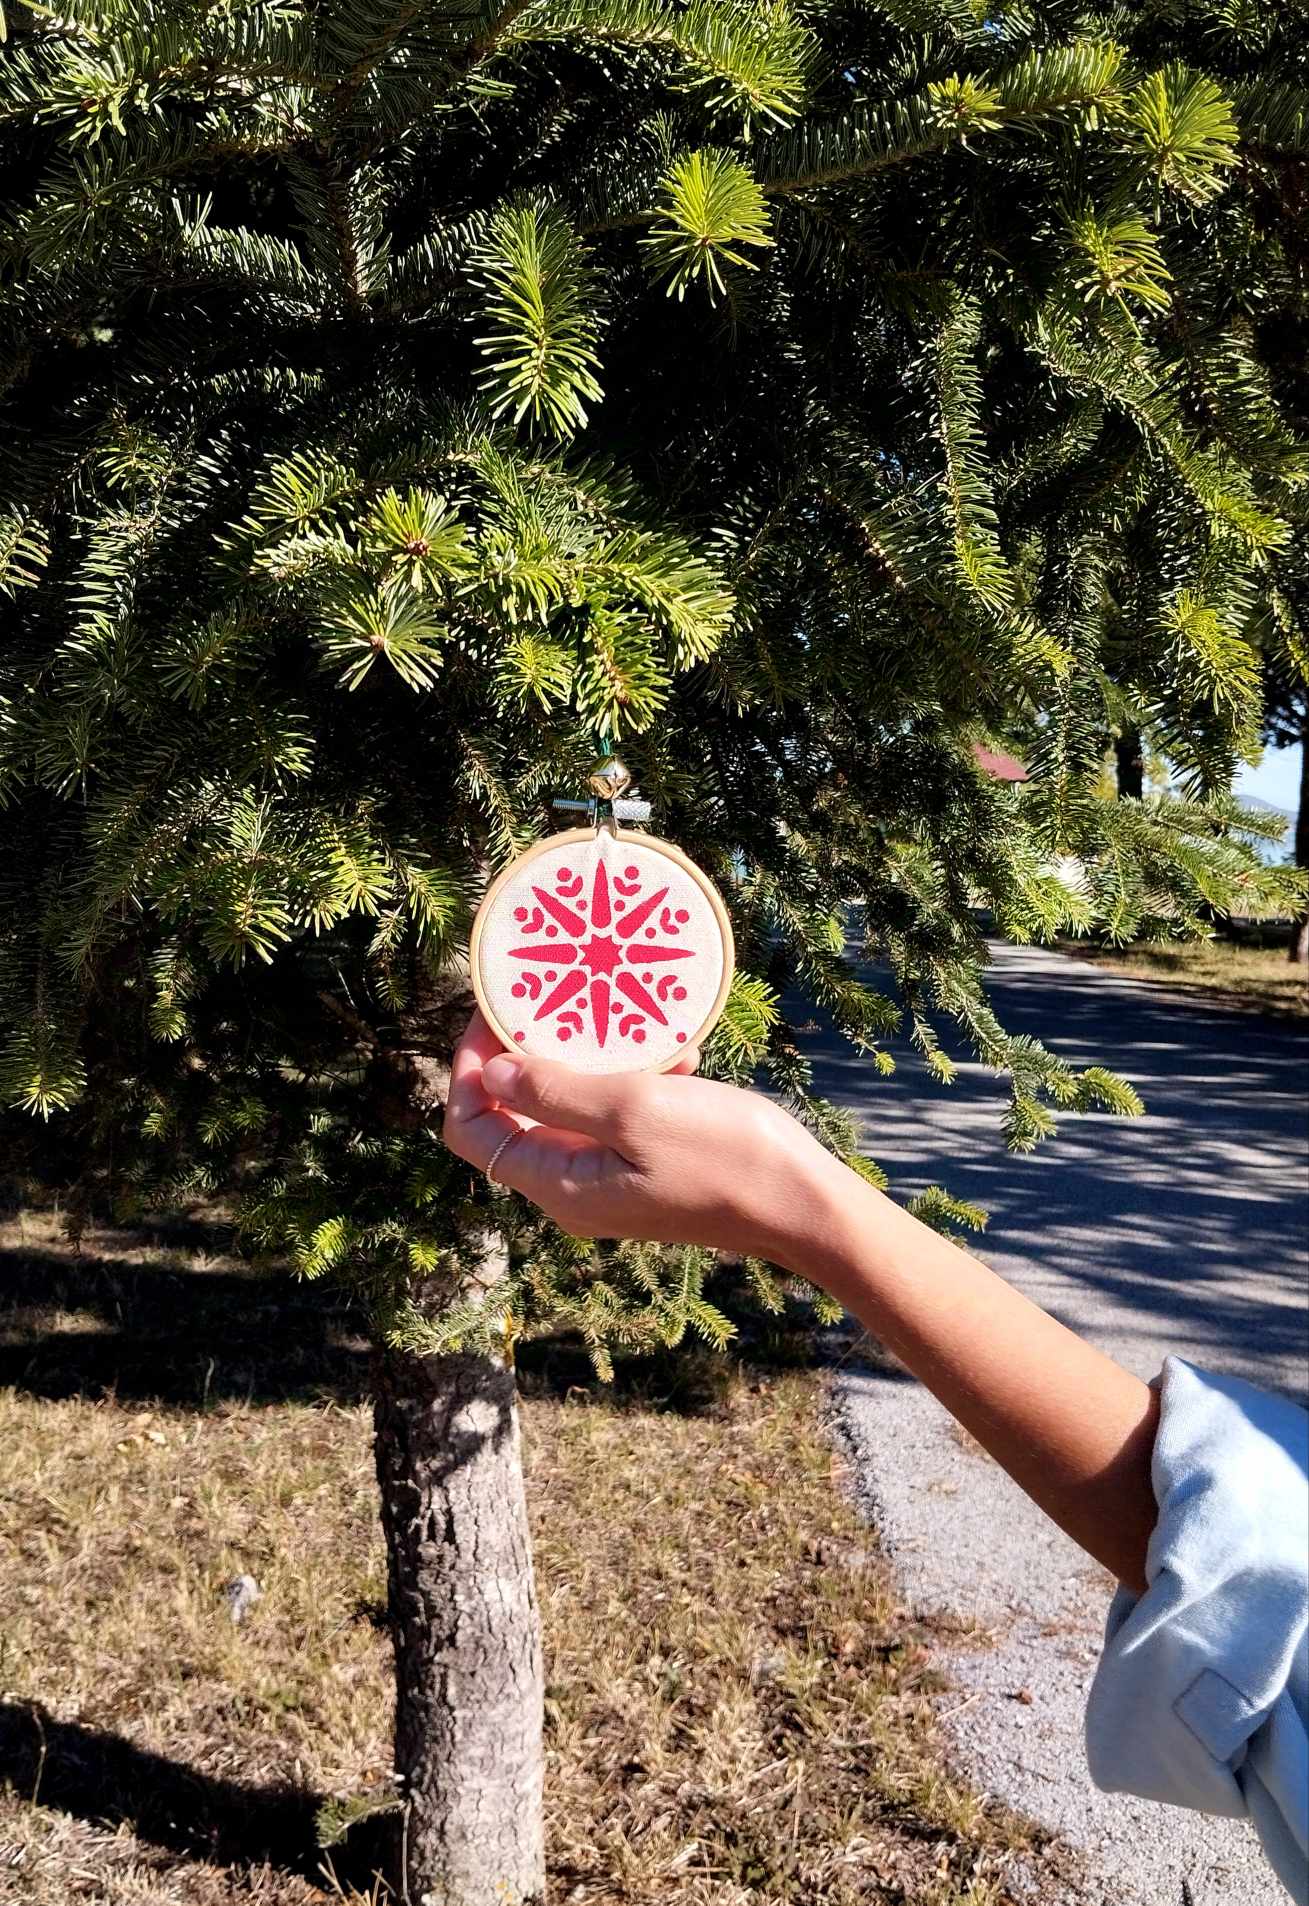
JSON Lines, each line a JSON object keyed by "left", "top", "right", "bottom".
{"left": 0, "top": 1238, "right": 371, "bottom": 1409}
{"left": 519, "top": 1326, "right": 802, "bottom": 1417}
{"left": 0, "top": 1702, "right": 392, "bottom": 1886}
{"left": 0, "top": 1232, "right": 869, "bottom": 1414}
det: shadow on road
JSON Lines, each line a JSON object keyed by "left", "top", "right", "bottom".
{"left": 802, "top": 944, "right": 1309, "bottom": 1397}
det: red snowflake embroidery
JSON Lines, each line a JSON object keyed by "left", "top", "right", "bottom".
{"left": 507, "top": 857, "right": 694, "bottom": 1048}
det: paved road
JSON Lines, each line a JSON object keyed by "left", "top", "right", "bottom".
{"left": 811, "top": 943, "right": 1308, "bottom": 1906}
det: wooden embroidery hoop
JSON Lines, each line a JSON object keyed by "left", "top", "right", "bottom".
{"left": 470, "top": 826, "right": 736, "bottom": 1074}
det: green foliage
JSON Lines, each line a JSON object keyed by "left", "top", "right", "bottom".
{"left": 0, "top": 0, "right": 1305, "bottom": 1363}
{"left": 0, "top": 1025, "right": 86, "bottom": 1121}
{"left": 906, "top": 1185, "right": 989, "bottom": 1238}
{"left": 1120, "top": 65, "right": 1240, "bottom": 203}
{"left": 1061, "top": 199, "right": 1174, "bottom": 312}
{"left": 642, "top": 149, "right": 774, "bottom": 300}
{"left": 316, "top": 1787, "right": 404, "bottom": 1852}
{"left": 932, "top": 295, "right": 1033, "bottom": 630}
{"left": 474, "top": 203, "right": 605, "bottom": 434}
{"left": 323, "top": 581, "right": 453, "bottom": 692}
{"left": 706, "top": 970, "right": 781, "bottom": 1070}
{"left": 0, "top": 512, "right": 49, "bottom": 595}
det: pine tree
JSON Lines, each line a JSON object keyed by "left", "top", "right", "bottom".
{"left": 1, "top": 0, "right": 1306, "bottom": 1896}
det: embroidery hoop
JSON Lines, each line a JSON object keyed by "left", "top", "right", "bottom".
{"left": 470, "top": 826, "right": 735, "bottom": 1074}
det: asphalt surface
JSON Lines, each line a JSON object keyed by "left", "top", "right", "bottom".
{"left": 811, "top": 943, "right": 1309, "bottom": 1906}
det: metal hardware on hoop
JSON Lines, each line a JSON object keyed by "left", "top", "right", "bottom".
{"left": 551, "top": 755, "right": 651, "bottom": 836}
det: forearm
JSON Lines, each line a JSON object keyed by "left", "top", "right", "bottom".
{"left": 455, "top": 1033, "right": 1161, "bottom": 1590}
{"left": 766, "top": 1155, "right": 1159, "bottom": 1592}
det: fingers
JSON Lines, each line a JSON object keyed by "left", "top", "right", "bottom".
{"left": 490, "top": 1125, "right": 610, "bottom": 1204}
{"left": 482, "top": 1051, "right": 644, "bottom": 1149}
{"left": 447, "top": 1010, "right": 506, "bottom": 1121}
{"left": 453, "top": 1007, "right": 507, "bottom": 1069}
{"left": 447, "top": 1012, "right": 694, "bottom": 1184}
{"left": 444, "top": 1010, "right": 523, "bottom": 1170}
{"left": 446, "top": 1101, "right": 520, "bottom": 1174}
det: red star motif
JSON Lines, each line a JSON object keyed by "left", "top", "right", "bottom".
{"left": 579, "top": 935, "right": 623, "bottom": 977}
{"left": 507, "top": 855, "right": 694, "bottom": 1048}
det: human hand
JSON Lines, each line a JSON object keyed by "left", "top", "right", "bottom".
{"left": 442, "top": 1011, "right": 844, "bottom": 1262}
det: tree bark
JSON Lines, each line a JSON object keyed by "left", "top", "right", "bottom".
{"left": 1291, "top": 710, "right": 1309, "bottom": 967}
{"left": 1115, "top": 728, "right": 1144, "bottom": 799}
{"left": 374, "top": 1341, "right": 545, "bottom": 1906}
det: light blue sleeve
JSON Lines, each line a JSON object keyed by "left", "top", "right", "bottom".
{"left": 1085, "top": 1357, "right": 1309, "bottom": 1905}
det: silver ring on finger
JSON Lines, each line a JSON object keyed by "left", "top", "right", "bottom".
{"left": 486, "top": 1129, "right": 521, "bottom": 1188}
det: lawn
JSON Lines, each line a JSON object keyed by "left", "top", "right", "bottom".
{"left": 1056, "top": 934, "right": 1308, "bottom": 1018}
{"left": 0, "top": 1209, "right": 1073, "bottom": 1906}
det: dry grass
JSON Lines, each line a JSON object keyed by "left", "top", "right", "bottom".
{"left": 0, "top": 1214, "right": 390, "bottom": 1906}
{"left": 0, "top": 1212, "right": 1067, "bottom": 1906}
{"left": 1057, "top": 934, "right": 1308, "bottom": 1018}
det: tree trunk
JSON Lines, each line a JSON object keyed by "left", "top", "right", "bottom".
{"left": 1115, "top": 728, "right": 1144, "bottom": 799}
{"left": 1291, "top": 711, "right": 1309, "bottom": 967}
{"left": 374, "top": 1341, "right": 545, "bottom": 1906}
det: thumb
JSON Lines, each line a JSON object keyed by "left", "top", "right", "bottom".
{"left": 482, "top": 1051, "right": 639, "bottom": 1146}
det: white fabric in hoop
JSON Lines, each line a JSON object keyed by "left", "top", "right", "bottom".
{"left": 474, "top": 832, "right": 731, "bottom": 1074}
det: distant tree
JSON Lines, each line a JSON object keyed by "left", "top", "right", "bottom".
{"left": 1250, "top": 57, "right": 1309, "bottom": 967}
{"left": 1, "top": 0, "right": 1305, "bottom": 1896}
{"left": 1264, "top": 664, "right": 1309, "bottom": 962}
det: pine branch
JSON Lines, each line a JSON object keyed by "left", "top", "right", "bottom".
{"left": 759, "top": 39, "right": 1127, "bottom": 197}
